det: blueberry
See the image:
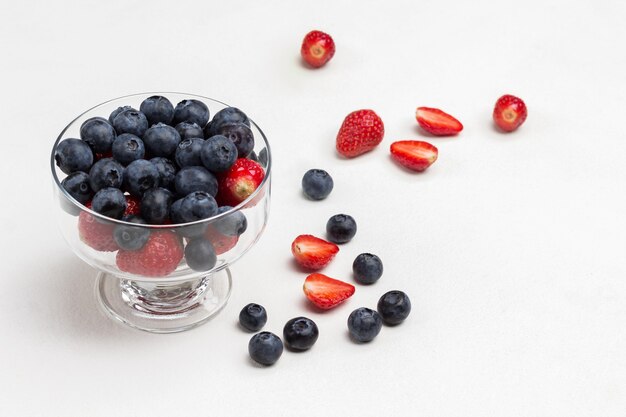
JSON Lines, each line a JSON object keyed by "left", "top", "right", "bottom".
{"left": 347, "top": 307, "right": 382, "bottom": 343}
{"left": 124, "top": 159, "right": 160, "bottom": 197}
{"left": 113, "top": 215, "right": 150, "bottom": 250}
{"left": 139, "top": 95, "right": 174, "bottom": 125}
{"left": 283, "top": 317, "right": 319, "bottom": 351}
{"left": 352, "top": 253, "right": 383, "bottom": 285}
{"left": 140, "top": 187, "right": 172, "bottom": 224}
{"left": 171, "top": 191, "right": 218, "bottom": 223}
{"left": 239, "top": 303, "right": 268, "bottom": 332}
{"left": 175, "top": 122, "right": 204, "bottom": 140}
{"left": 91, "top": 187, "right": 127, "bottom": 219}
{"left": 150, "top": 157, "right": 177, "bottom": 190}
{"left": 215, "top": 123, "right": 254, "bottom": 158}
{"left": 173, "top": 99, "right": 210, "bottom": 127}
{"left": 248, "top": 332, "right": 283, "bottom": 366}
{"left": 80, "top": 117, "right": 116, "bottom": 154}
{"left": 174, "top": 166, "right": 218, "bottom": 197}
{"left": 184, "top": 238, "right": 217, "bottom": 271}
{"left": 205, "top": 107, "right": 250, "bottom": 137}
{"left": 55, "top": 138, "right": 94, "bottom": 174}
{"left": 201, "top": 135, "right": 238, "bottom": 173}
{"left": 326, "top": 214, "right": 357, "bottom": 244}
{"left": 175, "top": 138, "right": 205, "bottom": 168}
{"left": 302, "top": 169, "right": 333, "bottom": 200}
{"left": 112, "top": 109, "right": 149, "bottom": 137}
{"left": 109, "top": 105, "right": 136, "bottom": 124}
{"left": 143, "top": 123, "right": 181, "bottom": 158}
{"left": 213, "top": 206, "right": 247, "bottom": 236}
{"left": 89, "top": 158, "right": 124, "bottom": 192}
{"left": 61, "top": 171, "right": 93, "bottom": 204}
{"left": 112, "top": 133, "right": 145, "bottom": 165}
{"left": 377, "top": 291, "right": 411, "bottom": 325}
{"left": 258, "top": 148, "right": 268, "bottom": 167}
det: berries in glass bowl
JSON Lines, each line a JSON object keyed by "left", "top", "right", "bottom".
{"left": 51, "top": 92, "right": 271, "bottom": 333}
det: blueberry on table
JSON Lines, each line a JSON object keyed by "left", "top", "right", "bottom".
{"left": 89, "top": 158, "right": 124, "bottom": 192}
{"left": 175, "top": 138, "right": 205, "bottom": 168}
{"left": 184, "top": 237, "right": 217, "bottom": 271}
{"left": 80, "top": 117, "right": 116, "bottom": 154}
{"left": 205, "top": 107, "right": 250, "bottom": 137}
{"left": 150, "top": 157, "right": 177, "bottom": 191}
{"left": 377, "top": 290, "right": 411, "bottom": 325}
{"left": 347, "top": 307, "right": 382, "bottom": 343}
{"left": 108, "top": 105, "right": 136, "bottom": 124}
{"left": 112, "top": 109, "right": 149, "bottom": 137}
{"left": 112, "top": 133, "right": 145, "bottom": 166}
{"left": 55, "top": 138, "right": 94, "bottom": 174}
{"left": 173, "top": 99, "right": 210, "bottom": 127}
{"left": 215, "top": 122, "right": 254, "bottom": 158}
{"left": 201, "top": 135, "right": 238, "bottom": 173}
{"left": 91, "top": 187, "right": 127, "bottom": 219}
{"left": 113, "top": 215, "right": 150, "bottom": 250}
{"left": 175, "top": 122, "right": 204, "bottom": 140}
{"left": 213, "top": 206, "right": 247, "bottom": 236}
{"left": 124, "top": 159, "right": 160, "bottom": 197}
{"left": 352, "top": 253, "right": 383, "bottom": 285}
{"left": 283, "top": 317, "right": 319, "bottom": 351}
{"left": 61, "top": 171, "right": 93, "bottom": 204}
{"left": 174, "top": 166, "right": 218, "bottom": 197}
{"left": 302, "top": 169, "right": 333, "bottom": 200}
{"left": 326, "top": 214, "right": 357, "bottom": 244}
{"left": 140, "top": 187, "right": 173, "bottom": 224}
{"left": 239, "top": 303, "right": 267, "bottom": 332}
{"left": 140, "top": 95, "right": 174, "bottom": 125}
{"left": 143, "top": 123, "right": 182, "bottom": 158}
{"left": 248, "top": 332, "right": 283, "bottom": 366}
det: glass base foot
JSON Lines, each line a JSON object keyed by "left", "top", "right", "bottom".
{"left": 96, "top": 269, "right": 232, "bottom": 334}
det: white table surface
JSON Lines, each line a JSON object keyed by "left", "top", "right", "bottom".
{"left": 2, "top": 0, "right": 626, "bottom": 415}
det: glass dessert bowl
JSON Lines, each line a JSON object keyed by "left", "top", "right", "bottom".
{"left": 50, "top": 92, "right": 271, "bottom": 333}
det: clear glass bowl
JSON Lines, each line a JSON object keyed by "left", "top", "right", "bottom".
{"left": 50, "top": 92, "right": 271, "bottom": 333}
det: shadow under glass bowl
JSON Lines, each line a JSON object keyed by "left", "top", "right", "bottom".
{"left": 50, "top": 92, "right": 271, "bottom": 333}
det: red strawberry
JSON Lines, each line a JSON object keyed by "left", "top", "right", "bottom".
{"left": 300, "top": 30, "right": 336, "bottom": 68}
{"left": 493, "top": 94, "right": 528, "bottom": 132}
{"left": 204, "top": 225, "right": 239, "bottom": 255}
{"left": 217, "top": 158, "right": 265, "bottom": 207}
{"left": 124, "top": 195, "right": 141, "bottom": 216}
{"left": 78, "top": 202, "right": 119, "bottom": 252}
{"left": 303, "top": 273, "right": 355, "bottom": 310}
{"left": 116, "top": 231, "right": 183, "bottom": 277}
{"left": 336, "top": 109, "right": 385, "bottom": 158}
{"left": 291, "top": 234, "right": 339, "bottom": 270}
{"left": 390, "top": 140, "right": 438, "bottom": 172}
{"left": 415, "top": 107, "right": 463, "bottom": 136}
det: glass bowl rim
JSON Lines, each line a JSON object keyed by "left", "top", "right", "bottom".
{"left": 50, "top": 91, "right": 272, "bottom": 229}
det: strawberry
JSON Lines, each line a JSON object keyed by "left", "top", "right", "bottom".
{"left": 204, "top": 225, "right": 239, "bottom": 255}
{"left": 124, "top": 195, "right": 141, "bottom": 216}
{"left": 116, "top": 231, "right": 183, "bottom": 277}
{"left": 493, "top": 94, "right": 527, "bottom": 132}
{"left": 300, "top": 30, "right": 336, "bottom": 68}
{"left": 303, "top": 273, "right": 355, "bottom": 310}
{"left": 291, "top": 234, "right": 339, "bottom": 270}
{"left": 415, "top": 107, "right": 463, "bottom": 136}
{"left": 390, "top": 140, "right": 438, "bottom": 172}
{"left": 78, "top": 202, "right": 119, "bottom": 252}
{"left": 336, "top": 109, "right": 384, "bottom": 158}
{"left": 217, "top": 158, "right": 265, "bottom": 207}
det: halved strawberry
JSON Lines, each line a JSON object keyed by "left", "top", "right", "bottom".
{"left": 303, "top": 273, "right": 355, "bottom": 310}
{"left": 416, "top": 107, "right": 463, "bottom": 136}
{"left": 291, "top": 234, "right": 339, "bottom": 270}
{"left": 390, "top": 140, "right": 438, "bottom": 172}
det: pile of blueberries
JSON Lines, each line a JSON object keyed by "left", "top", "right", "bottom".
{"left": 54, "top": 95, "right": 261, "bottom": 269}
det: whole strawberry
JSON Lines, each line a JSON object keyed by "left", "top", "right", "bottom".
{"left": 116, "top": 230, "right": 183, "bottom": 277}
{"left": 217, "top": 158, "right": 265, "bottom": 207}
{"left": 204, "top": 225, "right": 239, "bottom": 255}
{"left": 78, "top": 202, "right": 119, "bottom": 252}
{"left": 493, "top": 94, "right": 528, "bottom": 132}
{"left": 336, "top": 109, "right": 384, "bottom": 158}
{"left": 300, "top": 30, "right": 336, "bottom": 68}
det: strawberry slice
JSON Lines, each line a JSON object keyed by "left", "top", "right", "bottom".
{"left": 303, "top": 273, "right": 355, "bottom": 310}
{"left": 415, "top": 107, "right": 463, "bottom": 136}
{"left": 390, "top": 140, "right": 438, "bottom": 172}
{"left": 291, "top": 234, "right": 339, "bottom": 270}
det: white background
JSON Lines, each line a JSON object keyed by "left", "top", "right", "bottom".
{"left": 1, "top": 0, "right": 626, "bottom": 415}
